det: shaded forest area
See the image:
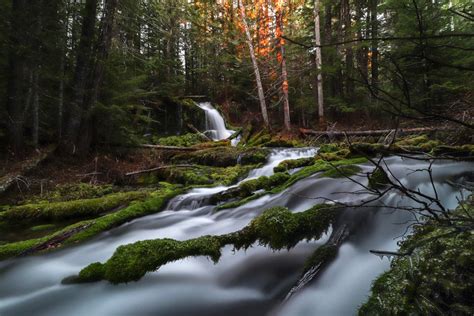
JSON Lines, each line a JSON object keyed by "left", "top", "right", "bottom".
{"left": 0, "top": 0, "right": 472, "bottom": 156}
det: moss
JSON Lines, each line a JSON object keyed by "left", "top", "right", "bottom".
{"left": 271, "top": 157, "right": 368, "bottom": 193}
{"left": 24, "top": 183, "right": 115, "bottom": 204}
{"left": 321, "top": 164, "right": 362, "bottom": 178}
{"left": 0, "top": 184, "right": 182, "bottom": 261}
{"left": 368, "top": 167, "right": 390, "bottom": 189}
{"left": 0, "top": 191, "right": 150, "bottom": 222}
{"left": 432, "top": 145, "right": 474, "bottom": 158}
{"left": 216, "top": 192, "right": 266, "bottom": 211}
{"left": 30, "top": 224, "right": 56, "bottom": 232}
{"left": 172, "top": 147, "right": 269, "bottom": 167}
{"left": 359, "top": 200, "right": 474, "bottom": 315}
{"left": 69, "top": 204, "right": 339, "bottom": 284}
{"left": 274, "top": 157, "right": 315, "bottom": 173}
{"left": 135, "top": 165, "right": 256, "bottom": 187}
{"left": 303, "top": 244, "right": 338, "bottom": 273}
{"left": 212, "top": 172, "right": 290, "bottom": 204}
{"left": 153, "top": 133, "right": 207, "bottom": 147}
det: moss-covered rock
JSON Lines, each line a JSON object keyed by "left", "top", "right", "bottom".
{"left": 214, "top": 157, "right": 368, "bottom": 210}
{"left": 211, "top": 172, "right": 290, "bottom": 204}
{"left": 321, "top": 164, "right": 362, "bottom": 178}
{"left": 153, "top": 133, "right": 207, "bottom": 147}
{"left": 360, "top": 200, "right": 474, "bottom": 315}
{"left": 68, "top": 204, "right": 339, "bottom": 284}
{"left": 368, "top": 167, "right": 390, "bottom": 189}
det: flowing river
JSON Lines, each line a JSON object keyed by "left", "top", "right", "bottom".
{"left": 0, "top": 147, "right": 472, "bottom": 316}
{"left": 0, "top": 102, "right": 471, "bottom": 316}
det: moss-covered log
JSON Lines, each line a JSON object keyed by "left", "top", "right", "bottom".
{"left": 0, "top": 191, "right": 150, "bottom": 222}
{"left": 0, "top": 184, "right": 183, "bottom": 261}
{"left": 172, "top": 147, "right": 269, "bottom": 167}
{"left": 132, "top": 164, "right": 256, "bottom": 186}
{"left": 66, "top": 204, "right": 340, "bottom": 284}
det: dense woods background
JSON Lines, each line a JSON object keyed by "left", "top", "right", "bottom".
{"left": 1, "top": 0, "right": 472, "bottom": 154}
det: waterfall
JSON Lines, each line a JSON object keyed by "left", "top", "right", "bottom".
{"left": 196, "top": 102, "right": 234, "bottom": 141}
{"left": 0, "top": 149, "right": 472, "bottom": 316}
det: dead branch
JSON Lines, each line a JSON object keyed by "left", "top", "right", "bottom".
{"left": 125, "top": 164, "right": 195, "bottom": 176}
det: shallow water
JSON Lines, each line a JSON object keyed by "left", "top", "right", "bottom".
{"left": 0, "top": 149, "right": 471, "bottom": 316}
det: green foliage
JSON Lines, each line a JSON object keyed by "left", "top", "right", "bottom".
{"left": 360, "top": 200, "right": 474, "bottom": 315}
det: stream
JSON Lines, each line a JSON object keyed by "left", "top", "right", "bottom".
{"left": 0, "top": 104, "right": 472, "bottom": 315}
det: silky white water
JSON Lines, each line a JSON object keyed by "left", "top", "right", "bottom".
{"left": 196, "top": 102, "right": 234, "bottom": 141}
{"left": 0, "top": 150, "right": 471, "bottom": 316}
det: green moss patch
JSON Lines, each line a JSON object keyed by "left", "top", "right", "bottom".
{"left": 172, "top": 147, "right": 269, "bottom": 167}
{"left": 135, "top": 165, "right": 256, "bottom": 186}
{"left": 0, "top": 191, "right": 151, "bottom": 222}
{"left": 153, "top": 133, "right": 207, "bottom": 147}
{"left": 0, "top": 184, "right": 183, "bottom": 261}
{"left": 274, "top": 157, "right": 315, "bottom": 173}
{"left": 359, "top": 200, "right": 474, "bottom": 315}
{"left": 68, "top": 204, "right": 339, "bottom": 284}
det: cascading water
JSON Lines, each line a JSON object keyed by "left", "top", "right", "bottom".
{"left": 196, "top": 102, "right": 235, "bottom": 141}
{"left": 0, "top": 151, "right": 472, "bottom": 316}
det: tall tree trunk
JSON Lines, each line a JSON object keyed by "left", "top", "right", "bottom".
{"left": 6, "top": 0, "right": 27, "bottom": 153}
{"left": 276, "top": 2, "right": 291, "bottom": 131}
{"left": 314, "top": 0, "right": 325, "bottom": 125}
{"left": 240, "top": 5, "right": 270, "bottom": 127}
{"left": 78, "top": 0, "right": 118, "bottom": 153}
{"left": 370, "top": 0, "right": 379, "bottom": 94}
{"left": 343, "top": 0, "right": 354, "bottom": 99}
{"left": 63, "top": 0, "right": 98, "bottom": 153}
{"left": 356, "top": 0, "right": 369, "bottom": 81}
{"left": 32, "top": 70, "right": 40, "bottom": 148}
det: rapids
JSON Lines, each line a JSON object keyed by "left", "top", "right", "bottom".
{"left": 0, "top": 149, "right": 472, "bottom": 316}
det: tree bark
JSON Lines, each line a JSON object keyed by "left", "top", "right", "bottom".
{"left": 32, "top": 70, "right": 40, "bottom": 148}
{"left": 240, "top": 5, "right": 270, "bottom": 127}
{"left": 370, "top": 0, "right": 379, "bottom": 94}
{"left": 314, "top": 0, "right": 325, "bottom": 126}
{"left": 6, "top": 0, "right": 28, "bottom": 153}
{"left": 63, "top": 0, "right": 98, "bottom": 154}
{"left": 77, "top": 0, "right": 118, "bottom": 153}
{"left": 300, "top": 127, "right": 447, "bottom": 137}
{"left": 276, "top": 3, "right": 291, "bottom": 131}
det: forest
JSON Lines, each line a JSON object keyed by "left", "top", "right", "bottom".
{"left": 0, "top": 0, "right": 473, "bottom": 315}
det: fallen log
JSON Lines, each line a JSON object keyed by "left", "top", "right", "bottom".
{"left": 125, "top": 164, "right": 195, "bottom": 176}
{"left": 0, "top": 146, "right": 56, "bottom": 195}
{"left": 283, "top": 224, "right": 350, "bottom": 301}
{"left": 137, "top": 144, "right": 199, "bottom": 151}
{"left": 19, "top": 223, "right": 93, "bottom": 257}
{"left": 300, "top": 127, "right": 448, "bottom": 137}
{"left": 186, "top": 123, "right": 212, "bottom": 141}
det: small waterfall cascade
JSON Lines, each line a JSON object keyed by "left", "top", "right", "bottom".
{"left": 196, "top": 102, "right": 234, "bottom": 141}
